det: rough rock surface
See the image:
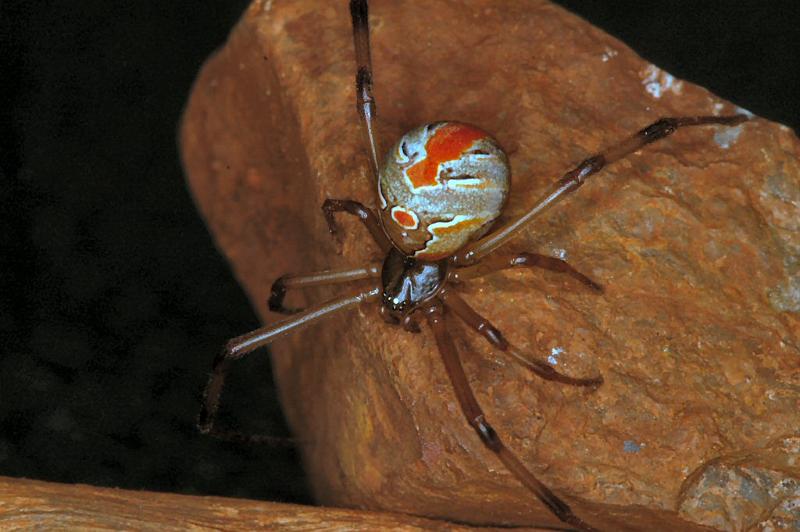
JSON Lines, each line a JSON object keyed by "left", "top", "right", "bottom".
{"left": 181, "top": 1, "right": 800, "bottom": 530}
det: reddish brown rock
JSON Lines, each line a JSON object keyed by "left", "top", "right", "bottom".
{"left": 181, "top": 1, "right": 800, "bottom": 530}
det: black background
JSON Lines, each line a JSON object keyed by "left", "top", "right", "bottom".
{"left": 2, "top": 0, "right": 799, "bottom": 508}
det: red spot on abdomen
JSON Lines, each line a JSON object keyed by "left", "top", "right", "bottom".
{"left": 406, "top": 123, "right": 486, "bottom": 188}
{"left": 392, "top": 209, "right": 416, "bottom": 228}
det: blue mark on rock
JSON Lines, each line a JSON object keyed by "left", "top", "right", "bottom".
{"left": 714, "top": 125, "right": 742, "bottom": 149}
{"left": 624, "top": 440, "right": 642, "bottom": 453}
{"left": 548, "top": 346, "right": 563, "bottom": 365}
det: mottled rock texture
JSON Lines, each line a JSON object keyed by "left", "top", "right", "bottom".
{"left": 181, "top": 1, "right": 800, "bottom": 530}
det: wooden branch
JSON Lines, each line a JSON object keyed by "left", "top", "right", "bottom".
{"left": 0, "top": 475, "right": 477, "bottom": 530}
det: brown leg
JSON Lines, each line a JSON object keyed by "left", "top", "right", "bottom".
{"left": 451, "top": 251, "right": 602, "bottom": 292}
{"left": 269, "top": 264, "right": 381, "bottom": 314}
{"left": 199, "top": 285, "right": 380, "bottom": 444}
{"left": 440, "top": 290, "right": 602, "bottom": 387}
{"left": 425, "top": 303, "right": 597, "bottom": 532}
{"left": 322, "top": 198, "right": 392, "bottom": 253}
{"left": 349, "top": 0, "right": 381, "bottom": 181}
{"left": 452, "top": 114, "right": 750, "bottom": 265}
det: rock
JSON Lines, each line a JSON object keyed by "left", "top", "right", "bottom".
{"left": 181, "top": 0, "right": 800, "bottom": 529}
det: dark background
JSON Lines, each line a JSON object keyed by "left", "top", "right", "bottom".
{"left": 2, "top": 0, "right": 798, "bottom": 508}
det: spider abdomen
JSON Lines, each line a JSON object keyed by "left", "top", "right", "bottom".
{"left": 379, "top": 121, "right": 510, "bottom": 260}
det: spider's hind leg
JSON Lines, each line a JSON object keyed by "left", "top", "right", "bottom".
{"left": 452, "top": 251, "right": 602, "bottom": 292}
{"left": 425, "top": 303, "right": 598, "bottom": 531}
{"left": 440, "top": 289, "right": 602, "bottom": 388}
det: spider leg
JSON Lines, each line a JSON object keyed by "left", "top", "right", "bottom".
{"left": 425, "top": 303, "right": 597, "bottom": 532}
{"left": 452, "top": 114, "right": 750, "bottom": 265}
{"left": 269, "top": 264, "right": 381, "bottom": 314}
{"left": 199, "top": 285, "right": 380, "bottom": 444}
{"left": 451, "top": 251, "right": 602, "bottom": 292}
{"left": 349, "top": 0, "right": 381, "bottom": 181}
{"left": 440, "top": 289, "right": 602, "bottom": 387}
{"left": 322, "top": 198, "right": 392, "bottom": 253}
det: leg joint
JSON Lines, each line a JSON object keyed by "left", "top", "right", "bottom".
{"left": 356, "top": 67, "right": 375, "bottom": 109}
{"left": 477, "top": 321, "right": 509, "bottom": 350}
{"left": 510, "top": 253, "right": 531, "bottom": 267}
{"left": 640, "top": 118, "right": 678, "bottom": 142}
{"left": 558, "top": 154, "right": 605, "bottom": 190}
{"left": 356, "top": 67, "right": 373, "bottom": 92}
{"left": 577, "top": 155, "right": 605, "bottom": 182}
{"left": 268, "top": 276, "right": 296, "bottom": 314}
{"left": 470, "top": 415, "right": 502, "bottom": 452}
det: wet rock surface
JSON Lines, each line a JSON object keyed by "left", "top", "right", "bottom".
{"left": 181, "top": 1, "right": 800, "bottom": 529}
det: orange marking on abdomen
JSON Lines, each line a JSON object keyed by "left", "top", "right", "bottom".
{"left": 392, "top": 209, "right": 416, "bottom": 228}
{"left": 431, "top": 217, "right": 483, "bottom": 236}
{"left": 406, "top": 123, "right": 486, "bottom": 188}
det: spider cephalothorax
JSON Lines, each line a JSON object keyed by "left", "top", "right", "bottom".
{"left": 380, "top": 247, "right": 448, "bottom": 318}
{"left": 198, "top": 1, "right": 749, "bottom": 530}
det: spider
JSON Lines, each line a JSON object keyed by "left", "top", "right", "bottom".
{"left": 198, "top": 1, "right": 749, "bottom": 530}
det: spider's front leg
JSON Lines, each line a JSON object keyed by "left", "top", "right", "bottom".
{"left": 268, "top": 198, "right": 388, "bottom": 314}
{"left": 269, "top": 265, "right": 380, "bottom": 314}
{"left": 425, "top": 303, "right": 598, "bottom": 532}
{"left": 349, "top": 0, "right": 380, "bottom": 181}
{"left": 199, "top": 285, "right": 380, "bottom": 443}
{"left": 451, "top": 251, "right": 602, "bottom": 293}
{"left": 322, "top": 198, "right": 391, "bottom": 253}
